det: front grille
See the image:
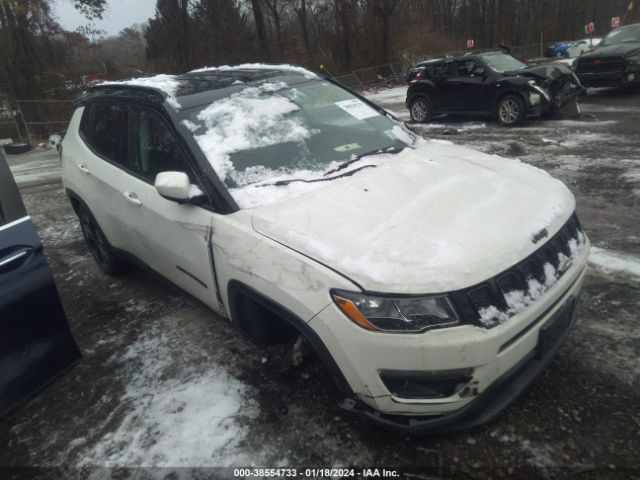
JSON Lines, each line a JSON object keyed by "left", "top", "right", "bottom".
{"left": 577, "top": 56, "right": 625, "bottom": 73}
{"left": 450, "top": 213, "right": 585, "bottom": 328}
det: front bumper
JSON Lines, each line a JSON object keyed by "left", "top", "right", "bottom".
{"left": 341, "top": 295, "right": 581, "bottom": 434}
{"left": 310, "top": 238, "right": 589, "bottom": 433}
{"left": 577, "top": 70, "right": 640, "bottom": 87}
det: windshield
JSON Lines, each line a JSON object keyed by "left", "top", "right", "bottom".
{"left": 180, "top": 79, "right": 407, "bottom": 190}
{"left": 479, "top": 52, "right": 527, "bottom": 72}
{"left": 601, "top": 25, "right": 640, "bottom": 46}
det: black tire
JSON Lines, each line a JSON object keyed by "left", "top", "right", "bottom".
{"left": 409, "top": 96, "right": 433, "bottom": 123}
{"left": 3, "top": 143, "right": 31, "bottom": 155}
{"left": 78, "top": 204, "right": 129, "bottom": 275}
{"left": 496, "top": 95, "right": 525, "bottom": 127}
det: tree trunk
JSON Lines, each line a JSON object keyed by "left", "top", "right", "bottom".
{"left": 251, "top": 0, "right": 270, "bottom": 60}
{"left": 295, "top": 0, "right": 311, "bottom": 54}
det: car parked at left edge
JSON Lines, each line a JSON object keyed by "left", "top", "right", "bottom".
{"left": 0, "top": 151, "right": 81, "bottom": 418}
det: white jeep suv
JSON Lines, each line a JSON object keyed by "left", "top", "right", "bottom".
{"left": 61, "top": 64, "right": 590, "bottom": 433}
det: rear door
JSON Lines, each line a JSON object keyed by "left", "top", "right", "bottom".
{"left": 425, "top": 61, "right": 458, "bottom": 111}
{"left": 0, "top": 153, "right": 81, "bottom": 418}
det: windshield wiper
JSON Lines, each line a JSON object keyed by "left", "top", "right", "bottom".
{"left": 256, "top": 164, "right": 378, "bottom": 188}
{"left": 323, "top": 143, "right": 406, "bottom": 177}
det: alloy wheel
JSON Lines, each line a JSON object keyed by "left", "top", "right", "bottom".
{"left": 499, "top": 99, "right": 520, "bottom": 125}
{"left": 411, "top": 100, "right": 428, "bottom": 122}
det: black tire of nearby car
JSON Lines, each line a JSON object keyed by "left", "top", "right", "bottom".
{"left": 496, "top": 95, "right": 525, "bottom": 127}
{"left": 77, "top": 204, "right": 129, "bottom": 275}
{"left": 3, "top": 143, "right": 31, "bottom": 155}
{"left": 409, "top": 96, "right": 433, "bottom": 123}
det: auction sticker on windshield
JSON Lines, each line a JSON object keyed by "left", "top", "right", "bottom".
{"left": 335, "top": 99, "right": 379, "bottom": 120}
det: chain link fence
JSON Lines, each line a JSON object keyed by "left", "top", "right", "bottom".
{"left": 0, "top": 96, "right": 73, "bottom": 145}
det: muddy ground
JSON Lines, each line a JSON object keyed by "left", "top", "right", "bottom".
{"left": 1, "top": 86, "right": 639, "bottom": 480}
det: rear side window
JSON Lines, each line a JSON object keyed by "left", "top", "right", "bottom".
{"left": 130, "top": 109, "right": 193, "bottom": 183}
{"left": 428, "top": 61, "right": 455, "bottom": 77}
{"left": 80, "top": 104, "right": 130, "bottom": 168}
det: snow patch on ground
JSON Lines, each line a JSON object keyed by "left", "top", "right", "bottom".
{"left": 36, "top": 215, "right": 82, "bottom": 247}
{"left": 589, "top": 247, "right": 640, "bottom": 281}
{"left": 77, "top": 326, "right": 255, "bottom": 467}
{"left": 559, "top": 132, "right": 618, "bottom": 148}
{"left": 8, "top": 155, "right": 61, "bottom": 186}
{"left": 362, "top": 86, "right": 407, "bottom": 104}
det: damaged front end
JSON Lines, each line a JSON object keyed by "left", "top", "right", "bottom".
{"left": 512, "top": 64, "right": 586, "bottom": 116}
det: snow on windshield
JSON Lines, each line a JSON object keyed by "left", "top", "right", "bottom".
{"left": 480, "top": 53, "right": 526, "bottom": 72}
{"left": 101, "top": 74, "right": 182, "bottom": 109}
{"left": 184, "top": 81, "right": 317, "bottom": 186}
{"left": 184, "top": 80, "right": 416, "bottom": 209}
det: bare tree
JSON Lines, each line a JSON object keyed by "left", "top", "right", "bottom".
{"left": 250, "top": 0, "right": 271, "bottom": 59}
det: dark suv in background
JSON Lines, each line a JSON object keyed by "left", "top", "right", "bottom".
{"left": 575, "top": 23, "right": 640, "bottom": 88}
{"left": 405, "top": 52, "right": 584, "bottom": 126}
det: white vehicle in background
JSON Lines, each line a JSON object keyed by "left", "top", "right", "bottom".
{"left": 567, "top": 37, "right": 602, "bottom": 57}
{"left": 61, "top": 64, "right": 590, "bottom": 433}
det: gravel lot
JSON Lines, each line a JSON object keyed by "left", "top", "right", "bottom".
{"left": 1, "top": 85, "right": 640, "bottom": 479}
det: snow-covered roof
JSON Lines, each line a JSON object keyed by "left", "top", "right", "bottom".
{"left": 97, "top": 64, "right": 318, "bottom": 110}
{"left": 189, "top": 63, "right": 318, "bottom": 79}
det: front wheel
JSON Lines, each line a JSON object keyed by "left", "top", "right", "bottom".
{"left": 496, "top": 95, "right": 525, "bottom": 127}
{"left": 409, "top": 96, "right": 433, "bottom": 123}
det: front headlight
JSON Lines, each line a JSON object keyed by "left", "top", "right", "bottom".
{"left": 530, "top": 84, "right": 551, "bottom": 102}
{"left": 331, "top": 290, "right": 459, "bottom": 333}
{"left": 627, "top": 55, "right": 640, "bottom": 66}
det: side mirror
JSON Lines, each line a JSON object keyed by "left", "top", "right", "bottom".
{"left": 155, "top": 171, "right": 202, "bottom": 203}
{"left": 473, "top": 67, "right": 485, "bottom": 76}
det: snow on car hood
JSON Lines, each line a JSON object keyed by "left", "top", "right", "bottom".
{"left": 250, "top": 140, "right": 575, "bottom": 294}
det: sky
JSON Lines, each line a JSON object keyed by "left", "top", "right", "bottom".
{"left": 51, "top": 0, "right": 157, "bottom": 36}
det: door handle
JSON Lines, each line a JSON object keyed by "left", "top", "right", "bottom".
{"left": 123, "top": 191, "right": 142, "bottom": 206}
{"left": 77, "top": 163, "right": 91, "bottom": 174}
{"left": 0, "top": 248, "right": 32, "bottom": 272}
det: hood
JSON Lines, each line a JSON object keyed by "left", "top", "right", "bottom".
{"left": 505, "top": 64, "right": 573, "bottom": 81}
{"left": 250, "top": 141, "right": 575, "bottom": 294}
{"left": 581, "top": 43, "right": 640, "bottom": 57}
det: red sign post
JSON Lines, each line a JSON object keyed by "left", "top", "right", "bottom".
{"left": 466, "top": 39, "right": 475, "bottom": 49}
{"left": 585, "top": 22, "right": 595, "bottom": 34}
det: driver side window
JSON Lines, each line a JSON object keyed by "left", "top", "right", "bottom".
{"left": 455, "top": 60, "right": 481, "bottom": 77}
{"left": 130, "top": 109, "right": 194, "bottom": 183}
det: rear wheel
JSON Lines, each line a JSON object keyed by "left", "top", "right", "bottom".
{"left": 496, "top": 95, "right": 525, "bottom": 127}
{"left": 409, "top": 96, "right": 432, "bottom": 123}
{"left": 78, "top": 205, "right": 129, "bottom": 275}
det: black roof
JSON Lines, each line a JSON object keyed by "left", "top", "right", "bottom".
{"left": 416, "top": 50, "right": 505, "bottom": 66}
{"left": 78, "top": 66, "right": 318, "bottom": 111}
